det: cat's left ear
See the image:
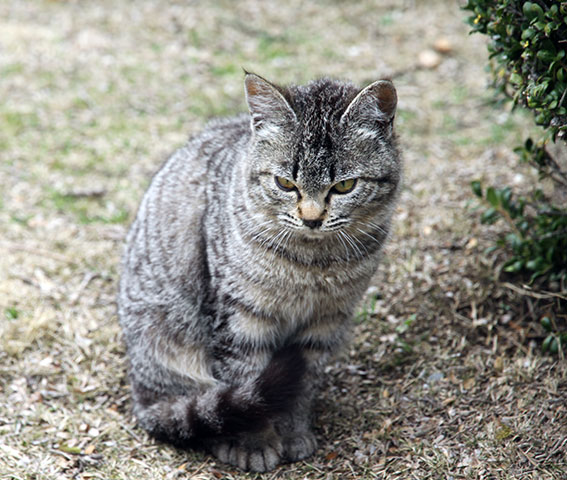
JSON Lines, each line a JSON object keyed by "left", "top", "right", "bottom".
{"left": 340, "top": 80, "right": 397, "bottom": 132}
{"left": 244, "top": 73, "right": 296, "bottom": 136}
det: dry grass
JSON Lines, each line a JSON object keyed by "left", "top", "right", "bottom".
{"left": 1, "top": 1, "right": 565, "bottom": 479}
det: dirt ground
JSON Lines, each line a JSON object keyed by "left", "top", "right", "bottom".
{"left": 1, "top": 1, "right": 565, "bottom": 479}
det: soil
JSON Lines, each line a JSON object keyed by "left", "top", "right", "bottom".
{"left": 1, "top": 1, "right": 565, "bottom": 479}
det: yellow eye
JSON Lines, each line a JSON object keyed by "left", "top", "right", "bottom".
{"left": 332, "top": 178, "right": 357, "bottom": 194}
{"left": 275, "top": 176, "right": 296, "bottom": 192}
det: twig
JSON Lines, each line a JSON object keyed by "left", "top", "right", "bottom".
{"left": 63, "top": 188, "right": 107, "bottom": 199}
{"left": 0, "top": 241, "right": 76, "bottom": 265}
{"left": 541, "top": 144, "right": 567, "bottom": 187}
{"left": 558, "top": 83, "right": 567, "bottom": 107}
{"left": 69, "top": 271, "right": 100, "bottom": 305}
{"left": 518, "top": 447, "right": 539, "bottom": 468}
{"left": 501, "top": 282, "right": 567, "bottom": 301}
{"left": 121, "top": 423, "right": 143, "bottom": 443}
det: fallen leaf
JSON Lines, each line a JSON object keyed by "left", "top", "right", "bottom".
{"left": 494, "top": 356, "right": 504, "bottom": 372}
{"left": 466, "top": 237, "right": 478, "bottom": 250}
{"left": 463, "top": 377, "right": 476, "bottom": 390}
{"left": 442, "top": 396, "right": 456, "bottom": 406}
{"left": 29, "top": 392, "right": 43, "bottom": 403}
{"left": 325, "top": 451, "right": 339, "bottom": 461}
{"left": 59, "top": 443, "right": 82, "bottom": 455}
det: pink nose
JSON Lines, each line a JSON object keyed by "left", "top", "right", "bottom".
{"left": 298, "top": 198, "right": 325, "bottom": 222}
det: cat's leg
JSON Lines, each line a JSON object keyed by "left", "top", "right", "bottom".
{"left": 207, "top": 424, "right": 284, "bottom": 472}
{"left": 275, "top": 388, "right": 318, "bottom": 462}
{"left": 276, "top": 317, "right": 350, "bottom": 462}
{"left": 202, "top": 342, "right": 307, "bottom": 471}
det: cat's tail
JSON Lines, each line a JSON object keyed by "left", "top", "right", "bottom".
{"left": 131, "top": 343, "right": 306, "bottom": 445}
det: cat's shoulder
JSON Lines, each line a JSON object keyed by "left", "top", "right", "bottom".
{"left": 195, "top": 113, "right": 250, "bottom": 142}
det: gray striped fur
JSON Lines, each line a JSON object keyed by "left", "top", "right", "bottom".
{"left": 118, "top": 73, "right": 401, "bottom": 472}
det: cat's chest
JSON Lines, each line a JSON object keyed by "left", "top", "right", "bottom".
{"left": 219, "top": 244, "right": 371, "bottom": 321}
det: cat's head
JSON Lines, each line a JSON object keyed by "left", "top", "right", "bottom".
{"left": 243, "top": 73, "right": 401, "bottom": 244}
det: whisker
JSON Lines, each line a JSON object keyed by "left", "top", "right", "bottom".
{"left": 365, "top": 220, "right": 388, "bottom": 236}
{"left": 325, "top": 218, "right": 349, "bottom": 228}
{"left": 250, "top": 226, "right": 273, "bottom": 242}
{"left": 342, "top": 231, "right": 364, "bottom": 259}
{"left": 346, "top": 231, "right": 369, "bottom": 256}
{"left": 266, "top": 228, "right": 287, "bottom": 250}
{"left": 259, "top": 229, "right": 280, "bottom": 249}
{"left": 337, "top": 231, "right": 350, "bottom": 261}
{"left": 274, "top": 228, "right": 291, "bottom": 253}
{"left": 282, "top": 228, "right": 294, "bottom": 252}
{"left": 355, "top": 227, "right": 384, "bottom": 247}
{"left": 240, "top": 219, "right": 273, "bottom": 238}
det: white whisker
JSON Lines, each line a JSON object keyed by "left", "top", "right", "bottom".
{"left": 346, "top": 231, "right": 369, "bottom": 256}
{"left": 274, "top": 228, "right": 291, "bottom": 253}
{"left": 337, "top": 231, "right": 350, "bottom": 261}
{"left": 266, "top": 228, "right": 287, "bottom": 250}
{"left": 355, "top": 227, "right": 384, "bottom": 248}
{"left": 365, "top": 220, "right": 388, "bottom": 236}
{"left": 342, "top": 231, "right": 364, "bottom": 258}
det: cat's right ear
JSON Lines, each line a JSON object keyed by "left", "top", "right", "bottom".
{"left": 244, "top": 73, "right": 296, "bottom": 136}
{"left": 339, "top": 79, "right": 397, "bottom": 132}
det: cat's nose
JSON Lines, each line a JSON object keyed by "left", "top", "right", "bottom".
{"left": 303, "top": 218, "right": 323, "bottom": 229}
{"left": 298, "top": 198, "right": 325, "bottom": 227}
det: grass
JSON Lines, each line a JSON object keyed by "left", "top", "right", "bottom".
{"left": 1, "top": 0, "right": 566, "bottom": 479}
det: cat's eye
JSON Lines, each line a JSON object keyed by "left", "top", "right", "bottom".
{"left": 332, "top": 178, "right": 357, "bottom": 194}
{"left": 275, "top": 176, "right": 296, "bottom": 192}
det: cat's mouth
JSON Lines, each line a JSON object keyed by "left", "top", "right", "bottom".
{"left": 296, "top": 224, "right": 344, "bottom": 240}
{"left": 298, "top": 228, "right": 327, "bottom": 240}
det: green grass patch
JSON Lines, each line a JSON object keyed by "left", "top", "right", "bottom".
{"left": 49, "top": 190, "right": 129, "bottom": 225}
{"left": 0, "top": 110, "right": 40, "bottom": 136}
{"left": 1, "top": 62, "right": 24, "bottom": 76}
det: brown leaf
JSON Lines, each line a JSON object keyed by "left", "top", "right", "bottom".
{"left": 210, "top": 469, "right": 223, "bottom": 479}
{"left": 325, "top": 451, "right": 339, "bottom": 461}
{"left": 463, "top": 377, "right": 476, "bottom": 390}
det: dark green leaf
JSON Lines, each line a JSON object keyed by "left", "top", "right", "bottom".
{"left": 486, "top": 187, "right": 499, "bottom": 207}
{"left": 471, "top": 180, "right": 483, "bottom": 197}
{"left": 542, "top": 335, "right": 553, "bottom": 352}
{"left": 540, "top": 316, "right": 552, "bottom": 331}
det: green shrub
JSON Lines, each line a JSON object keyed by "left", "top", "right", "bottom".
{"left": 465, "top": 0, "right": 567, "bottom": 139}
{"left": 464, "top": 0, "right": 567, "bottom": 352}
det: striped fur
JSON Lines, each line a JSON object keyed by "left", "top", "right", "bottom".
{"left": 118, "top": 73, "right": 401, "bottom": 472}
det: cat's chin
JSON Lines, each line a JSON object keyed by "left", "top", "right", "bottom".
{"left": 297, "top": 229, "right": 331, "bottom": 241}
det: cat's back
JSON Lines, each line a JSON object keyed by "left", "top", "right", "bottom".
{"left": 120, "top": 114, "right": 250, "bottom": 305}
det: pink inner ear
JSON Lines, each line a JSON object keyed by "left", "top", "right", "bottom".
{"left": 370, "top": 82, "right": 397, "bottom": 118}
{"left": 245, "top": 78, "right": 261, "bottom": 97}
{"left": 244, "top": 74, "right": 296, "bottom": 128}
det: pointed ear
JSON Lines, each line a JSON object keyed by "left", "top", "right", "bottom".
{"left": 244, "top": 73, "right": 296, "bottom": 135}
{"left": 340, "top": 80, "right": 397, "bottom": 128}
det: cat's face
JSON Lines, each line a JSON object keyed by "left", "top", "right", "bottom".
{"left": 244, "top": 74, "right": 401, "bottom": 243}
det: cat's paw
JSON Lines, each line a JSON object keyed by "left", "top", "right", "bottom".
{"left": 282, "top": 430, "right": 318, "bottom": 461}
{"left": 210, "top": 437, "right": 284, "bottom": 472}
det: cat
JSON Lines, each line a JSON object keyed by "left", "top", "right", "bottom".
{"left": 118, "top": 72, "right": 401, "bottom": 472}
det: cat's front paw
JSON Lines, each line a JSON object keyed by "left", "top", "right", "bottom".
{"left": 210, "top": 437, "right": 284, "bottom": 472}
{"left": 282, "top": 430, "right": 318, "bottom": 462}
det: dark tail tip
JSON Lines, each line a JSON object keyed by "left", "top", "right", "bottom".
{"left": 256, "top": 343, "right": 307, "bottom": 413}
{"left": 218, "top": 343, "right": 306, "bottom": 435}
{"left": 134, "top": 344, "right": 308, "bottom": 444}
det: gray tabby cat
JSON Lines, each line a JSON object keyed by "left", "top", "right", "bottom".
{"left": 118, "top": 73, "right": 401, "bottom": 472}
